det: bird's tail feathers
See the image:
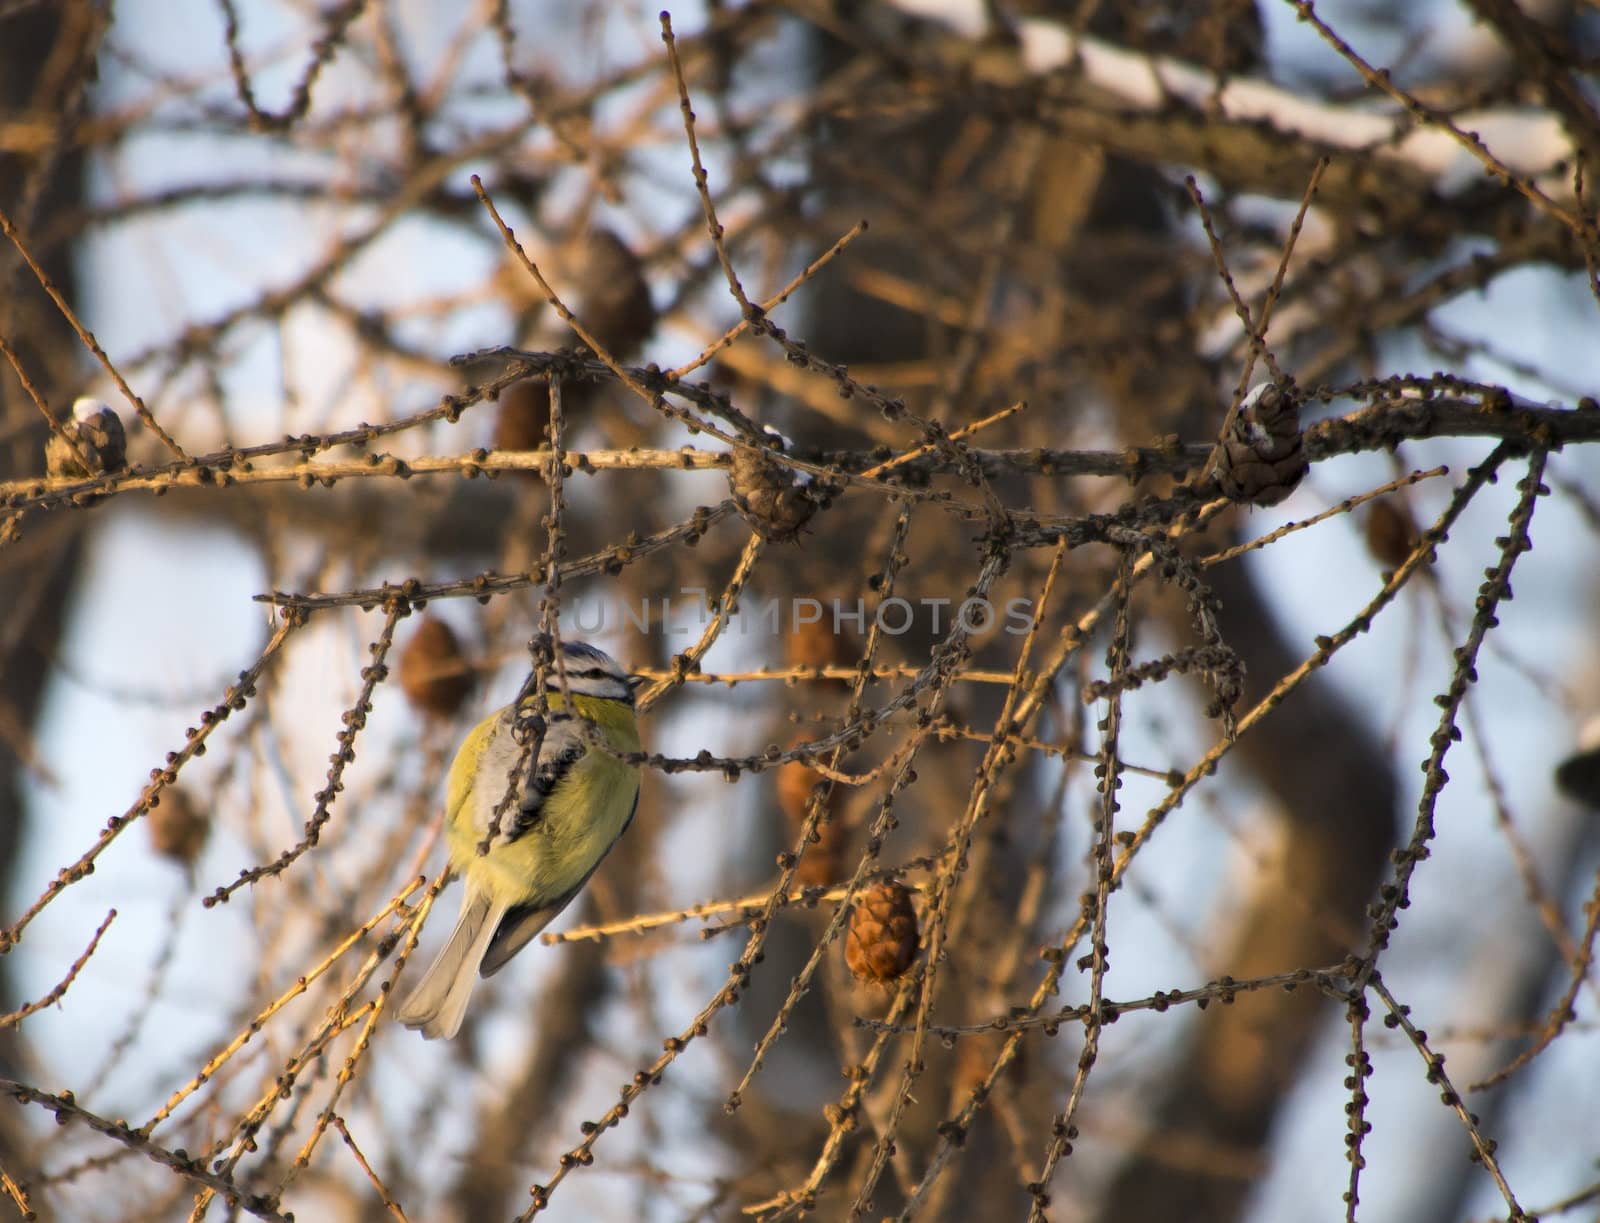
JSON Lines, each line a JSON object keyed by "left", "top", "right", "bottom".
{"left": 394, "top": 884, "right": 507, "bottom": 1040}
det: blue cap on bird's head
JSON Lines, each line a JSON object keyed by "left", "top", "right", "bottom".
{"left": 533, "top": 638, "right": 640, "bottom": 704}
{"left": 558, "top": 640, "right": 615, "bottom": 666}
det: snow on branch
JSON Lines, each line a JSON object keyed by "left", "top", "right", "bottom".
{"left": 885, "top": 0, "right": 1575, "bottom": 200}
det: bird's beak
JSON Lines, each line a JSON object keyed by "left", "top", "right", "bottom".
{"left": 627, "top": 674, "right": 649, "bottom": 692}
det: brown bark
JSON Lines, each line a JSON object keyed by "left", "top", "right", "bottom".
{"left": 0, "top": 3, "right": 100, "bottom": 1214}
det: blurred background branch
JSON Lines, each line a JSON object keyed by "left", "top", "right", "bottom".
{"left": 2, "top": 2, "right": 1599, "bottom": 1221}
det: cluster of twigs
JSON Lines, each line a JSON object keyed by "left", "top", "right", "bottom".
{"left": 3, "top": 3, "right": 1600, "bottom": 1222}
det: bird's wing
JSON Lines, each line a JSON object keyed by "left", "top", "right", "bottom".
{"left": 445, "top": 706, "right": 505, "bottom": 828}
{"left": 506, "top": 711, "right": 589, "bottom": 841}
{"left": 479, "top": 787, "right": 639, "bottom": 977}
{"left": 477, "top": 896, "right": 570, "bottom": 978}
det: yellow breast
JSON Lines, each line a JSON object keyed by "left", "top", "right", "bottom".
{"left": 449, "top": 690, "right": 640, "bottom": 908}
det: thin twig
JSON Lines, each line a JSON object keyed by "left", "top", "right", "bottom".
{"left": 331, "top": 1115, "right": 412, "bottom": 1223}
{"left": 0, "top": 205, "right": 188, "bottom": 458}
{"left": 0, "top": 908, "right": 115, "bottom": 1028}
{"left": 0, "top": 1079, "right": 290, "bottom": 1221}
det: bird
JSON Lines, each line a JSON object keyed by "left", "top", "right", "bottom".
{"left": 395, "top": 640, "right": 644, "bottom": 1040}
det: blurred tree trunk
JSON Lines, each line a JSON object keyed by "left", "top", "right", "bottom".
{"left": 1034, "top": 7, "right": 1401, "bottom": 1215}
{"left": 0, "top": 2, "right": 99, "bottom": 1210}
{"left": 786, "top": 5, "right": 1401, "bottom": 1218}
{"left": 1095, "top": 558, "right": 1398, "bottom": 1220}
{"left": 739, "top": 16, "right": 1071, "bottom": 1217}
{"left": 1035, "top": 6, "right": 1400, "bottom": 1216}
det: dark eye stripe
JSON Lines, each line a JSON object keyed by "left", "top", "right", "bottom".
{"left": 544, "top": 669, "right": 616, "bottom": 684}
{"left": 542, "top": 673, "right": 628, "bottom": 695}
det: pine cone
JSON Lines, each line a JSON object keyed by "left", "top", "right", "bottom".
{"left": 399, "top": 617, "right": 475, "bottom": 718}
{"left": 776, "top": 752, "right": 848, "bottom": 887}
{"left": 46, "top": 398, "right": 127, "bottom": 479}
{"left": 1556, "top": 714, "right": 1600, "bottom": 807}
{"left": 729, "top": 437, "right": 819, "bottom": 542}
{"left": 148, "top": 788, "right": 209, "bottom": 865}
{"left": 493, "top": 378, "right": 551, "bottom": 453}
{"left": 787, "top": 613, "right": 857, "bottom": 685}
{"left": 1214, "top": 382, "right": 1306, "bottom": 507}
{"left": 1364, "top": 498, "right": 1420, "bottom": 572}
{"left": 568, "top": 228, "right": 656, "bottom": 356}
{"left": 845, "top": 881, "right": 919, "bottom": 983}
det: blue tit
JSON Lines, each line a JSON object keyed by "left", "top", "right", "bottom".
{"left": 395, "top": 641, "right": 643, "bottom": 1040}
